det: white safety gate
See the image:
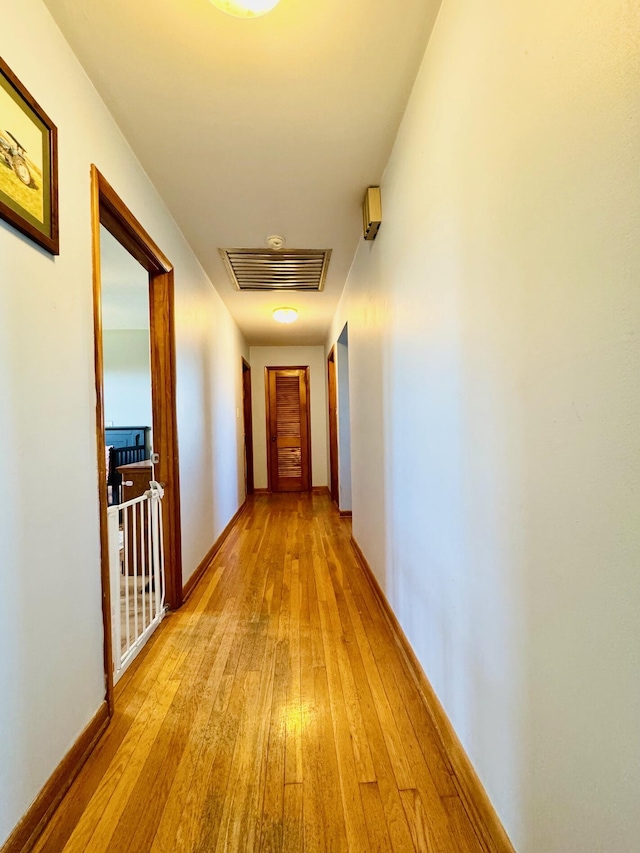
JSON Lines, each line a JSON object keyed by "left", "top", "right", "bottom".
{"left": 107, "top": 481, "right": 166, "bottom": 683}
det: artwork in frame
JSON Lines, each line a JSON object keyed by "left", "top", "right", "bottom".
{"left": 0, "top": 56, "right": 58, "bottom": 255}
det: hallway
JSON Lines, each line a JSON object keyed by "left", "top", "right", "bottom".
{"left": 34, "top": 494, "right": 486, "bottom": 853}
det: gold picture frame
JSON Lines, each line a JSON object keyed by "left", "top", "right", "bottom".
{"left": 0, "top": 56, "right": 58, "bottom": 255}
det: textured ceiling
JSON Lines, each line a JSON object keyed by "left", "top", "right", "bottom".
{"left": 44, "top": 0, "right": 441, "bottom": 344}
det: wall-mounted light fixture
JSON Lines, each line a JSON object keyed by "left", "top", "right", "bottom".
{"left": 209, "top": 0, "right": 281, "bottom": 18}
{"left": 273, "top": 307, "right": 298, "bottom": 324}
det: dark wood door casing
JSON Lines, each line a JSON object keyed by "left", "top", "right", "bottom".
{"left": 265, "top": 366, "right": 311, "bottom": 492}
{"left": 327, "top": 347, "right": 339, "bottom": 505}
{"left": 91, "top": 165, "right": 183, "bottom": 716}
{"left": 242, "top": 358, "right": 254, "bottom": 496}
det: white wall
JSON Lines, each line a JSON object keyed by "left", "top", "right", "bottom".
{"left": 103, "top": 331, "right": 153, "bottom": 427}
{"left": 0, "top": 1, "right": 247, "bottom": 845}
{"left": 249, "top": 346, "right": 328, "bottom": 490}
{"left": 327, "top": 1, "right": 640, "bottom": 851}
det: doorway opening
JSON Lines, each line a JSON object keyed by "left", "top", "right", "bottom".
{"left": 101, "top": 225, "right": 162, "bottom": 685}
{"left": 336, "top": 324, "right": 352, "bottom": 516}
{"left": 91, "top": 167, "right": 182, "bottom": 712}
{"left": 265, "top": 366, "right": 311, "bottom": 492}
{"left": 242, "top": 358, "right": 254, "bottom": 496}
{"left": 327, "top": 346, "right": 339, "bottom": 504}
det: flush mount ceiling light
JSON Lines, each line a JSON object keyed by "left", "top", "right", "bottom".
{"left": 273, "top": 307, "right": 298, "bottom": 324}
{"left": 209, "top": 0, "right": 281, "bottom": 18}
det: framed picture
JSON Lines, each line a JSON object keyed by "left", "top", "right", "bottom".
{"left": 0, "top": 57, "right": 58, "bottom": 255}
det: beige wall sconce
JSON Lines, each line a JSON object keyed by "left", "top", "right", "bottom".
{"left": 363, "top": 186, "right": 382, "bottom": 240}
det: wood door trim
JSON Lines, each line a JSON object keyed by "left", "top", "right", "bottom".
{"left": 327, "top": 346, "right": 339, "bottom": 506}
{"left": 90, "top": 165, "right": 183, "bottom": 719}
{"left": 148, "top": 266, "right": 183, "bottom": 612}
{"left": 264, "top": 366, "right": 312, "bottom": 492}
{"left": 94, "top": 170, "right": 171, "bottom": 274}
{"left": 90, "top": 171, "right": 113, "bottom": 717}
{"left": 242, "top": 358, "right": 254, "bottom": 496}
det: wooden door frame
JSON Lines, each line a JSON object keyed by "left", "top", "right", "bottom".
{"left": 242, "top": 358, "right": 254, "bottom": 496}
{"left": 91, "top": 165, "right": 183, "bottom": 716}
{"left": 327, "top": 346, "right": 339, "bottom": 506}
{"left": 264, "top": 365, "right": 312, "bottom": 492}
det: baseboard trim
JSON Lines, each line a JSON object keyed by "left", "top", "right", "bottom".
{"left": 253, "top": 487, "right": 330, "bottom": 497}
{"left": 182, "top": 500, "right": 248, "bottom": 602}
{"left": 1, "top": 701, "right": 109, "bottom": 853}
{"left": 350, "top": 536, "right": 516, "bottom": 853}
{"left": 339, "top": 509, "right": 353, "bottom": 518}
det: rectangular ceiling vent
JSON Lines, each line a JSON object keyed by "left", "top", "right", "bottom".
{"left": 219, "top": 248, "right": 331, "bottom": 292}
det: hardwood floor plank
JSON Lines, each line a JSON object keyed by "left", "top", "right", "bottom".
{"left": 110, "top": 594, "right": 242, "bottom": 852}
{"left": 245, "top": 556, "right": 286, "bottom": 850}
{"left": 327, "top": 585, "right": 419, "bottom": 853}
{"left": 359, "top": 782, "right": 395, "bottom": 853}
{"left": 282, "top": 783, "right": 304, "bottom": 851}
{"left": 401, "top": 789, "right": 434, "bottom": 853}
{"left": 29, "top": 494, "right": 495, "bottom": 853}
{"left": 213, "top": 668, "right": 268, "bottom": 853}
{"left": 352, "top": 590, "right": 459, "bottom": 819}
{"left": 343, "top": 586, "right": 416, "bottom": 792}
{"left": 195, "top": 529, "right": 278, "bottom": 852}
{"left": 307, "top": 533, "right": 326, "bottom": 670}
{"left": 285, "top": 557, "right": 303, "bottom": 785}
{"left": 149, "top": 597, "right": 238, "bottom": 852}
{"left": 321, "top": 543, "right": 377, "bottom": 784}
{"left": 312, "top": 664, "right": 349, "bottom": 852}
{"left": 257, "top": 638, "right": 288, "bottom": 852}
{"left": 317, "top": 597, "right": 370, "bottom": 851}
{"left": 299, "top": 541, "right": 327, "bottom": 853}
{"left": 191, "top": 669, "right": 250, "bottom": 852}
{"left": 345, "top": 553, "right": 457, "bottom": 799}
{"left": 442, "top": 795, "right": 491, "bottom": 853}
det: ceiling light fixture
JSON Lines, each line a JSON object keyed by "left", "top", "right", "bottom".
{"left": 209, "top": 0, "right": 281, "bottom": 18}
{"left": 273, "top": 307, "right": 298, "bottom": 324}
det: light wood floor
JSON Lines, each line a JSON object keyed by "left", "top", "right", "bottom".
{"left": 34, "top": 493, "right": 485, "bottom": 853}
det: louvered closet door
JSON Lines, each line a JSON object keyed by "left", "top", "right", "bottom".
{"left": 266, "top": 367, "right": 311, "bottom": 492}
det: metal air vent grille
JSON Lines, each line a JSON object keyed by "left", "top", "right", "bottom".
{"left": 219, "top": 248, "right": 331, "bottom": 292}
